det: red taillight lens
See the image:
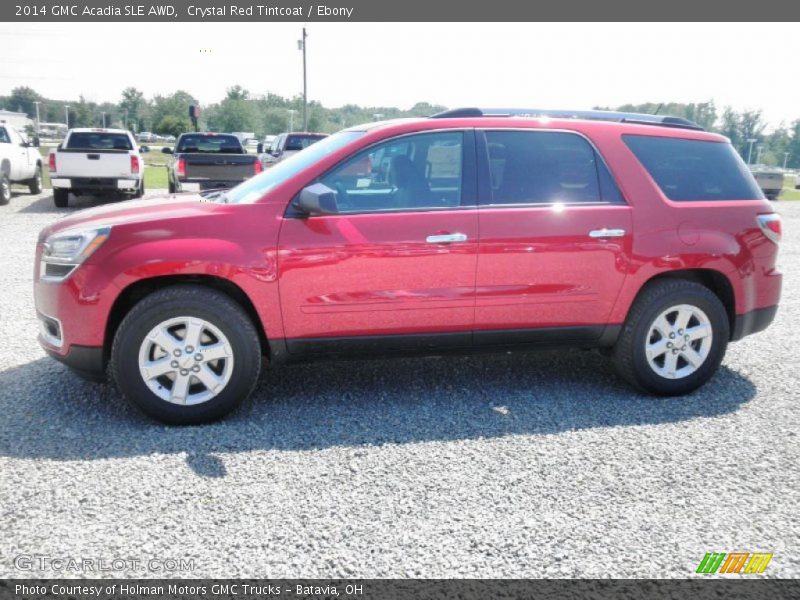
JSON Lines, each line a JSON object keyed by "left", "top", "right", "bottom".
{"left": 130, "top": 155, "right": 140, "bottom": 175}
{"left": 176, "top": 158, "right": 186, "bottom": 178}
{"left": 48, "top": 153, "right": 56, "bottom": 172}
{"left": 757, "top": 213, "right": 782, "bottom": 244}
{"left": 254, "top": 160, "right": 263, "bottom": 175}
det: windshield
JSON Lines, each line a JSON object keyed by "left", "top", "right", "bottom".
{"left": 177, "top": 134, "right": 242, "bottom": 154}
{"left": 223, "top": 130, "right": 365, "bottom": 204}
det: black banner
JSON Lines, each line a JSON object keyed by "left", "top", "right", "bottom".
{"left": 3, "top": 0, "right": 800, "bottom": 22}
{"left": 2, "top": 580, "right": 800, "bottom": 600}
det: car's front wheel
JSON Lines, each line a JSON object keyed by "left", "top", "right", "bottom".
{"left": 111, "top": 285, "right": 262, "bottom": 424}
{"left": 613, "top": 279, "right": 729, "bottom": 395}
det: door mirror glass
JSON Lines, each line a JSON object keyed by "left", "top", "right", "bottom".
{"left": 293, "top": 183, "right": 338, "bottom": 215}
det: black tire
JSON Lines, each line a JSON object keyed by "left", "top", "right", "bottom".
{"left": 53, "top": 188, "right": 69, "bottom": 208}
{"left": 132, "top": 178, "right": 144, "bottom": 199}
{"left": 612, "top": 279, "right": 729, "bottom": 396}
{"left": 110, "top": 285, "right": 262, "bottom": 424}
{"left": 0, "top": 173, "right": 10, "bottom": 206}
{"left": 28, "top": 165, "right": 43, "bottom": 194}
{"left": 168, "top": 181, "right": 176, "bottom": 194}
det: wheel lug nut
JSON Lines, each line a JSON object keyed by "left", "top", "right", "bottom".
{"left": 180, "top": 369, "right": 188, "bottom": 376}
{"left": 171, "top": 360, "right": 179, "bottom": 368}
{"left": 669, "top": 333, "right": 676, "bottom": 339}
{"left": 667, "top": 342, "right": 673, "bottom": 348}
{"left": 192, "top": 365, "right": 200, "bottom": 373}
{"left": 678, "top": 329, "right": 684, "bottom": 335}
{"left": 173, "top": 349, "right": 182, "bottom": 356}
{"left": 195, "top": 353, "right": 203, "bottom": 361}
{"left": 186, "top": 346, "right": 194, "bottom": 353}
{"left": 684, "top": 335, "right": 689, "bottom": 340}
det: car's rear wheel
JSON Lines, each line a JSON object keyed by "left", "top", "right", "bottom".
{"left": 612, "top": 279, "right": 729, "bottom": 395}
{"left": 53, "top": 188, "right": 69, "bottom": 208}
{"left": 28, "top": 165, "right": 43, "bottom": 194}
{"left": 111, "top": 285, "right": 262, "bottom": 424}
{"left": 132, "top": 179, "right": 144, "bottom": 199}
{"left": 0, "top": 173, "right": 10, "bottom": 205}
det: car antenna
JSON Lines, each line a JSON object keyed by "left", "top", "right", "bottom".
{"left": 653, "top": 103, "right": 664, "bottom": 115}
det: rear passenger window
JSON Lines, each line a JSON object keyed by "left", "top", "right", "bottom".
{"left": 623, "top": 135, "right": 763, "bottom": 201}
{"left": 484, "top": 131, "right": 620, "bottom": 205}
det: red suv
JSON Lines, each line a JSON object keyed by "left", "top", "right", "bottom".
{"left": 34, "top": 108, "right": 782, "bottom": 424}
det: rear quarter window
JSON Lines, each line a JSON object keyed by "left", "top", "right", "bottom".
{"left": 623, "top": 135, "right": 763, "bottom": 201}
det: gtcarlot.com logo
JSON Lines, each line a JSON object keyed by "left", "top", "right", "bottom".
{"left": 696, "top": 552, "right": 773, "bottom": 574}
{"left": 14, "top": 554, "right": 195, "bottom": 573}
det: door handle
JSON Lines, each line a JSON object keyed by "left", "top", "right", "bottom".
{"left": 426, "top": 233, "right": 467, "bottom": 244}
{"left": 588, "top": 228, "right": 626, "bottom": 238}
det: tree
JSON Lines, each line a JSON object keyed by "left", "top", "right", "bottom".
{"left": 8, "top": 86, "right": 41, "bottom": 117}
{"left": 155, "top": 115, "right": 192, "bottom": 137}
{"left": 150, "top": 91, "right": 198, "bottom": 131}
{"left": 120, "top": 87, "right": 146, "bottom": 131}
{"left": 225, "top": 85, "right": 249, "bottom": 101}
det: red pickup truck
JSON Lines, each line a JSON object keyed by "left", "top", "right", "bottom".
{"left": 34, "top": 108, "right": 782, "bottom": 424}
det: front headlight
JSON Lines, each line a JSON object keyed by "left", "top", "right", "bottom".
{"left": 40, "top": 226, "right": 111, "bottom": 281}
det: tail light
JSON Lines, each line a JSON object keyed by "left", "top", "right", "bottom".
{"left": 48, "top": 153, "right": 56, "bottom": 172}
{"left": 254, "top": 160, "right": 263, "bottom": 175}
{"left": 757, "top": 213, "right": 781, "bottom": 244}
{"left": 130, "top": 155, "right": 140, "bottom": 175}
{"left": 176, "top": 158, "right": 186, "bottom": 178}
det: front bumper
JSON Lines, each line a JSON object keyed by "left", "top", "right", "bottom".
{"left": 42, "top": 342, "right": 106, "bottom": 381}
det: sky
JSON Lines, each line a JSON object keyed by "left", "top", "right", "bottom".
{"left": 2, "top": 22, "right": 798, "bottom": 128}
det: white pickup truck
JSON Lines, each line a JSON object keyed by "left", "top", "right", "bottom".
{"left": 48, "top": 128, "right": 146, "bottom": 208}
{"left": 0, "top": 122, "right": 43, "bottom": 205}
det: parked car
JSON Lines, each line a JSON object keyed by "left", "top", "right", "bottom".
{"left": 0, "top": 122, "right": 43, "bottom": 204}
{"left": 48, "top": 128, "right": 146, "bottom": 208}
{"left": 34, "top": 108, "right": 782, "bottom": 424}
{"left": 163, "top": 132, "right": 261, "bottom": 193}
{"left": 257, "top": 132, "right": 328, "bottom": 169}
{"left": 137, "top": 132, "right": 155, "bottom": 143}
{"left": 749, "top": 165, "right": 784, "bottom": 200}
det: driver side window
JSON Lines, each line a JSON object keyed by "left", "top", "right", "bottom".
{"left": 320, "top": 131, "right": 464, "bottom": 214}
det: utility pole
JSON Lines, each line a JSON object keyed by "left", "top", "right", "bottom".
{"left": 298, "top": 27, "right": 307, "bottom": 130}
{"left": 33, "top": 101, "right": 41, "bottom": 137}
{"left": 746, "top": 138, "right": 757, "bottom": 164}
{"left": 287, "top": 109, "right": 296, "bottom": 132}
{"left": 756, "top": 145, "right": 764, "bottom": 165}
{"left": 101, "top": 111, "right": 106, "bottom": 127}
{"left": 65, "top": 105, "right": 70, "bottom": 128}
{"left": 784, "top": 152, "right": 790, "bottom": 169}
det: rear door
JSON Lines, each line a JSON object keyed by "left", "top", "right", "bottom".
{"left": 474, "top": 129, "right": 632, "bottom": 344}
{"left": 277, "top": 129, "right": 479, "bottom": 354}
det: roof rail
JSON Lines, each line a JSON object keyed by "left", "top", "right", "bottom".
{"left": 430, "top": 107, "right": 705, "bottom": 131}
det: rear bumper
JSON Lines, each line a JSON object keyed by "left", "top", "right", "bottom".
{"left": 43, "top": 342, "right": 105, "bottom": 381}
{"left": 51, "top": 177, "right": 139, "bottom": 191}
{"left": 177, "top": 179, "right": 246, "bottom": 192}
{"left": 731, "top": 305, "right": 778, "bottom": 341}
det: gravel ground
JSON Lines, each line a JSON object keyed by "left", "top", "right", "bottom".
{"left": 0, "top": 189, "right": 798, "bottom": 579}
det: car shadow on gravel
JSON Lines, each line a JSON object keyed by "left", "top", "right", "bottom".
{"left": 0, "top": 349, "right": 757, "bottom": 476}
{"left": 18, "top": 192, "right": 135, "bottom": 214}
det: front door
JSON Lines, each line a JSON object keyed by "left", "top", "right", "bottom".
{"left": 277, "top": 130, "right": 479, "bottom": 354}
{"left": 474, "top": 129, "right": 632, "bottom": 344}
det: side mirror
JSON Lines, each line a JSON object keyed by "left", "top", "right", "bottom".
{"left": 162, "top": 147, "right": 173, "bottom": 154}
{"left": 272, "top": 150, "right": 282, "bottom": 158}
{"left": 293, "top": 183, "right": 338, "bottom": 216}
{"left": 140, "top": 145, "right": 150, "bottom": 153}
{"left": 256, "top": 143, "right": 264, "bottom": 154}
{"left": 32, "top": 136, "right": 40, "bottom": 148}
